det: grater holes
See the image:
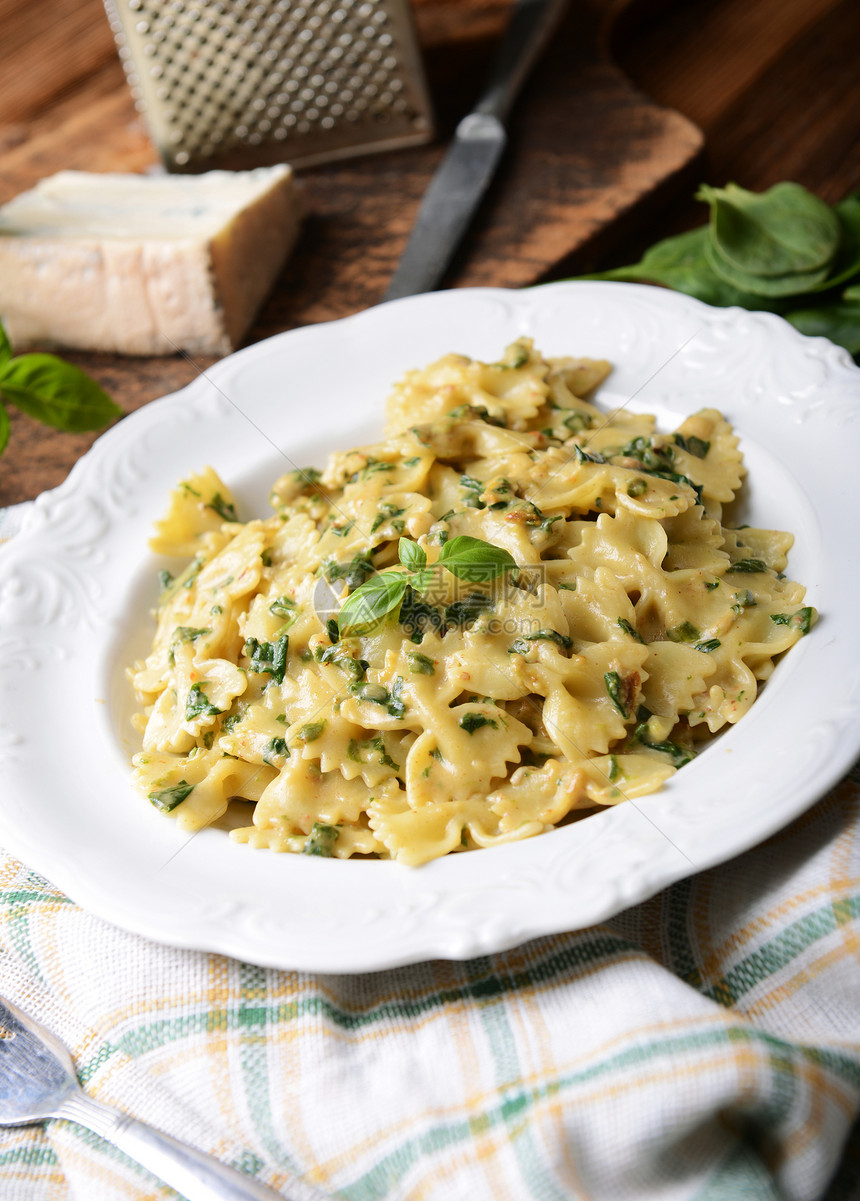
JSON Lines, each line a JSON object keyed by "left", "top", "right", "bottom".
{"left": 121, "top": 0, "right": 432, "bottom": 162}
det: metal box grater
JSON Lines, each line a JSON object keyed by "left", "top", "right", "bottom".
{"left": 102, "top": 0, "right": 435, "bottom": 171}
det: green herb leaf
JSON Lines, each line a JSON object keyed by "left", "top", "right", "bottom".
{"left": 338, "top": 571, "right": 408, "bottom": 636}
{"left": 796, "top": 193, "right": 860, "bottom": 294}
{"left": 262, "top": 737, "right": 289, "bottom": 764}
{"left": 398, "top": 538, "right": 427, "bottom": 571}
{"left": 437, "top": 535, "right": 516, "bottom": 582}
{"left": 580, "top": 227, "right": 781, "bottom": 310}
{"left": 523, "top": 628, "right": 573, "bottom": 650}
{"left": 573, "top": 443, "right": 606, "bottom": 465}
{"left": 697, "top": 181, "right": 841, "bottom": 278}
{"left": 323, "top": 553, "right": 375, "bottom": 590}
{"left": 148, "top": 780, "right": 195, "bottom": 812}
{"left": 491, "top": 344, "right": 529, "bottom": 370}
{"left": 642, "top": 739, "right": 694, "bottom": 768}
{"left": 785, "top": 300, "right": 860, "bottom": 357}
{"left": 704, "top": 237, "right": 832, "bottom": 297}
{"left": 444, "top": 592, "right": 493, "bottom": 627}
{"left": 269, "top": 595, "right": 298, "bottom": 619}
{"left": 604, "top": 670, "right": 631, "bottom": 717}
{"left": 666, "top": 621, "right": 701, "bottom": 643}
{"left": 185, "top": 684, "right": 223, "bottom": 721}
{"left": 694, "top": 638, "right": 722, "bottom": 653}
{"left": 0, "top": 353, "right": 122, "bottom": 433}
{"left": 348, "top": 681, "right": 390, "bottom": 705}
{"left": 302, "top": 822, "right": 339, "bottom": 857}
{"left": 387, "top": 675, "right": 406, "bottom": 719}
{"left": 731, "top": 589, "right": 757, "bottom": 614}
{"left": 244, "top": 634, "right": 290, "bottom": 684}
{"left": 207, "top": 492, "right": 237, "bottom": 522}
{"left": 726, "top": 558, "right": 767, "bottom": 574}
{"left": 569, "top": 183, "right": 860, "bottom": 364}
{"left": 0, "top": 320, "right": 11, "bottom": 369}
{"left": 677, "top": 434, "right": 710, "bottom": 459}
{"left": 408, "top": 567, "right": 435, "bottom": 595}
{"left": 298, "top": 720, "right": 326, "bottom": 743}
{"left": 459, "top": 712, "right": 498, "bottom": 734}
{"left": 770, "top": 607, "right": 814, "bottom": 634}
{"left": 347, "top": 735, "right": 399, "bottom": 770}
{"left": 171, "top": 625, "right": 211, "bottom": 646}
{"left": 316, "top": 643, "right": 368, "bottom": 679}
{"left": 406, "top": 650, "right": 435, "bottom": 675}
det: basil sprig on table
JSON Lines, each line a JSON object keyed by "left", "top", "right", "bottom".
{"left": 579, "top": 182, "right": 860, "bottom": 360}
{"left": 0, "top": 317, "right": 122, "bottom": 457}
{"left": 337, "top": 535, "right": 516, "bottom": 637}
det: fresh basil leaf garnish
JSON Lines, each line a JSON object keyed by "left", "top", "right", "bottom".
{"left": 437, "top": 535, "right": 516, "bottom": 582}
{"left": 338, "top": 571, "right": 408, "bottom": 636}
{"left": 0, "top": 352, "right": 122, "bottom": 433}
{"left": 398, "top": 538, "right": 427, "bottom": 571}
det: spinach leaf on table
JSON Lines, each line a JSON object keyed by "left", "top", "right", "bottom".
{"left": 575, "top": 181, "right": 860, "bottom": 362}
{"left": 0, "top": 318, "right": 122, "bottom": 459}
{"left": 583, "top": 226, "right": 785, "bottom": 311}
{"left": 784, "top": 301, "right": 860, "bottom": 356}
{"left": 697, "top": 181, "right": 841, "bottom": 277}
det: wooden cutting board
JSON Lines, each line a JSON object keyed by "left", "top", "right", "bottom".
{"left": 0, "top": 0, "right": 703, "bottom": 503}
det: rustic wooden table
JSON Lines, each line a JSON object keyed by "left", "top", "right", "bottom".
{"left": 1, "top": 0, "right": 859, "bottom": 506}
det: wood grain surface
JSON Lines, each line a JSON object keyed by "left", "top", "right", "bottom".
{"left": 1, "top": 0, "right": 859, "bottom": 505}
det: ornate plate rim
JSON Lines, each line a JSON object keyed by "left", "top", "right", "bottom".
{"left": 1, "top": 282, "right": 859, "bottom": 972}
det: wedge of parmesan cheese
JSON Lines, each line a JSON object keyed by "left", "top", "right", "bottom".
{"left": 0, "top": 166, "right": 301, "bottom": 356}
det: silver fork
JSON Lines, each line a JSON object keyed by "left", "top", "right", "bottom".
{"left": 0, "top": 995, "right": 283, "bottom": 1200}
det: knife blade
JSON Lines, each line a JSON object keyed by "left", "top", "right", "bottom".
{"left": 383, "top": 0, "right": 568, "bottom": 303}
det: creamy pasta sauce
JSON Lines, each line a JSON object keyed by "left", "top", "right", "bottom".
{"left": 128, "top": 341, "right": 814, "bottom": 864}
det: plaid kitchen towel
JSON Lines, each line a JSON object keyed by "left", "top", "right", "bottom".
{"left": 1, "top": 502, "right": 858, "bottom": 1201}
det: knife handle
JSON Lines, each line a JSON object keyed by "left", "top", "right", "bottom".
{"left": 474, "top": 0, "right": 569, "bottom": 124}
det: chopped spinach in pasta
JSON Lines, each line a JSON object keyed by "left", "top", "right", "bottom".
{"left": 128, "top": 341, "right": 815, "bottom": 865}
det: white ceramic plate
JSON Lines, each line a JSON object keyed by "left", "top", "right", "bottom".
{"left": 2, "top": 283, "right": 859, "bottom": 972}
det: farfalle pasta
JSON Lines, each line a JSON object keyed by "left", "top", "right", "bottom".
{"left": 128, "top": 340, "right": 815, "bottom": 865}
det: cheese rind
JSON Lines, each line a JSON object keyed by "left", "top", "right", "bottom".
{"left": 0, "top": 166, "right": 301, "bottom": 356}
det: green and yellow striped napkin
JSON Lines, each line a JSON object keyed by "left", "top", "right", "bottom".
{"left": 1, "top": 504, "right": 858, "bottom": 1201}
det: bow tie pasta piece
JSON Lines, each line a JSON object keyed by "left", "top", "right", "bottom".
{"left": 133, "top": 747, "right": 276, "bottom": 832}
{"left": 128, "top": 340, "right": 815, "bottom": 863}
{"left": 236, "top": 756, "right": 393, "bottom": 857}
{"left": 384, "top": 339, "right": 563, "bottom": 435}
{"left": 148, "top": 466, "right": 240, "bottom": 558}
